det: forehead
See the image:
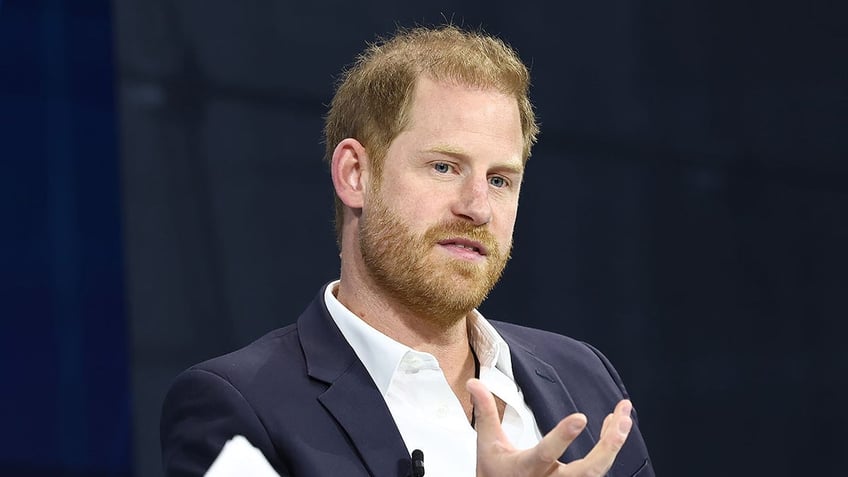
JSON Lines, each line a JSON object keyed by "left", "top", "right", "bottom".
{"left": 408, "top": 76, "right": 518, "bottom": 121}
{"left": 400, "top": 77, "right": 524, "bottom": 159}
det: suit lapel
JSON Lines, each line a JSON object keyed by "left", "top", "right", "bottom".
{"left": 318, "top": 367, "right": 410, "bottom": 477}
{"left": 298, "top": 287, "right": 410, "bottom": 477}
{"left": 502, "top": 334, "right": 599, "bottom": 463}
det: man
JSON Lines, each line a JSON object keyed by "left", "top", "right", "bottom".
{"left": 161, "top": 25, "right": 654, "bottom": 477}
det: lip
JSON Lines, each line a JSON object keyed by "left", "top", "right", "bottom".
{"left": 436, "top": 237, "right": 489, "bottom": 256}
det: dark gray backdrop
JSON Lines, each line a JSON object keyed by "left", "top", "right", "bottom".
{"left": 116, "top": 1, "right": 847, "bottom": 476}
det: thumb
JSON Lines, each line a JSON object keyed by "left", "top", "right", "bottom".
{"left": 467, "top": 378, "right": 510, "bottom": 446}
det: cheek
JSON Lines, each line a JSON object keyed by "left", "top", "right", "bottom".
{"left": 384, "top": 194, "right": 442, "bottom": 235}
{"left": 494, "top": 209, "right": 518, "bottom": 246}
{"left": 392, "top": 185, "right": 452, "bottom": 220}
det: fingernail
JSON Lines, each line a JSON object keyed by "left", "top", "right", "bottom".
{"left": 568, "top": 421, "right": 583, "bottom": 433}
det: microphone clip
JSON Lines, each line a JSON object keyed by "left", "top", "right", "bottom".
{"left": 410, "top": 449, "right": 425, "bottom": 477}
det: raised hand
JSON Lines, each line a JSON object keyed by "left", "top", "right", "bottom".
{"left": 467, "top": 378, "right": 632, "bottom": 477}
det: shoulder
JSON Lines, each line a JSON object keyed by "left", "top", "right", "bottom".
{"left": 490, "top": 320, "right": 629, "bottom": 396}
{"left": 160, "top": 324, "right": 303, "bottom": 475}
{"left": 162, "top": 321, "right": 312, "bottom": 442}
{"left": 490, "top": 320, "right": 598, "bottom": 362}
{"left": 187, "top": 323, "right": 302, "bottom": 386}
{"left": 163, "top": 322, "right": 307, "bottom": 423}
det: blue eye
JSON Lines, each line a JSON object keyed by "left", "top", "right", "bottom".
{"left": 433, "top": 162, "right": 451, "bottom": 173}
{"left": 489, "top": 176, "right": 507, "bottom": 188}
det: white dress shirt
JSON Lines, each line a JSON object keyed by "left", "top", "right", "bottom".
{"left": 324, "top": 281, "right": 542, "bottom": 476}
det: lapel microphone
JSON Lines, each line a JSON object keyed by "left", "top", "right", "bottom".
{"left": 411, "top": 449, "right": 425, "bottom": 476}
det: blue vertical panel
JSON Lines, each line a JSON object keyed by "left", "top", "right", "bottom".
{"left": 0, "top": 1, "right": 130, "bottom": 476}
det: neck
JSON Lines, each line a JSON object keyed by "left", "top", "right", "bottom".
{"left": 335, "top": 250, "right": 476, "bottom": 380}
{"left": 335, "top": 271, "right": 470, "bottom": 353}
{"left": 336, "top": 274, "right": 477, "bottom": 417}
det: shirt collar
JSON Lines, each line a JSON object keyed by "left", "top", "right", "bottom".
{"left": 466, "top": 309, "right": 516, "bottom": 381}
{"left": 324, "top": 282, "right": 410, "bottom": 396}
{"left": 324, "top": 280, "right": 516, "bottom": 395}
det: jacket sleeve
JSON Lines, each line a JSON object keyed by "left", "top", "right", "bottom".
{"left": 160, "top": 368, "right": 289, "bottom": 477}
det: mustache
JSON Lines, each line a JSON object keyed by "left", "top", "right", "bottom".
{"left": 423, "top": 220, "right": 500, "bottom": 253}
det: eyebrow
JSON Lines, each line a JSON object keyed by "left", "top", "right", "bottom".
{"left": 423, "top": 144, "right": 525, "bottom": 175}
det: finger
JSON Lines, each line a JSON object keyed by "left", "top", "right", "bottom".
{"left": 602, "top": 400, "right": 632, "bottom": 443}
{"left": 517, "top": 412, "right": 587, "bottom": 474}
{"left": 569, "top": 400, "right": 632, "bottom": 476}
{"left": 467, "top": 378, "right": 511, "bottom": 447}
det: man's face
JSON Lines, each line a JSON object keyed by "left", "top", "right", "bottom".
{"left": 358, "top": 76, "right": 525, "bottom": 325}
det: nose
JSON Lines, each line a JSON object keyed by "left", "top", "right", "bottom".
{"left": 451, "top": 176, "right": 492, "bottom": 226}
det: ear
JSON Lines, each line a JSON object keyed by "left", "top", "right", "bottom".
{"left": 331, "top": 138, "right": 369, "bottom": 209}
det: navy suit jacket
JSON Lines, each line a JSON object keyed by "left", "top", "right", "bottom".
{"left": 161, "top": 286, "right": 654, "bottom": 476}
